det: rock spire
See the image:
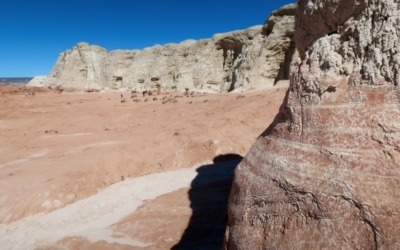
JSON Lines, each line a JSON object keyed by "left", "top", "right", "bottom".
{"left": 224, "top": 0, "right": 400, "bottom": 249}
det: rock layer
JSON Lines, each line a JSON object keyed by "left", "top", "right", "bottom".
{"left": 38, "top": 4, "right": 298, "bottom": 92}
{"left": 224, "top": 0, "right": 400, "bottom": 249}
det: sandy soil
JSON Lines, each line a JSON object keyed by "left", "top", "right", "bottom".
{"left": 0, "top": 85, "right": 287, "bottom": 249}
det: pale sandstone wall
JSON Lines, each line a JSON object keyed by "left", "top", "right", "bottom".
{"left": 27, "top": 76, "right": 47, "bottom": 87}
{"left": 41, "top": 4, "right": 298, "bottom": 92}
{"left": 225, "top": 0, "right": 400, "bottom": 249}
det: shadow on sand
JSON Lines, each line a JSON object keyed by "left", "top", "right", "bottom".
{"left": 171, "top": 154, "right": 243, "bottom": 250}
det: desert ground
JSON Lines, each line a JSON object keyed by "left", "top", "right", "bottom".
{"left": 0, "top": 84, "right": 287, "bottom": 249}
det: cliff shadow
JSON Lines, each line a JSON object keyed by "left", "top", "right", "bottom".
{"left": 171, "top": 154, "right": 243, "bottom": 250}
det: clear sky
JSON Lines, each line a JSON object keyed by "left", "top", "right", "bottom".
{"left": 0, "top": 0, "right": 295, "bottom": 77}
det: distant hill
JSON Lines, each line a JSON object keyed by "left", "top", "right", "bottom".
{"left": 0, "top": 77, "right": 33, "bottom": 86}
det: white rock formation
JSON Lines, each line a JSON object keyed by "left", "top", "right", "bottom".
{"left": 42, "top": 4, "right": 298, "bottom": 92}
{"left": 27, "top": 76, "right": 48, "bottom": 87}
{"left": 296, "top": 0, "right": 400, "bottom": 86}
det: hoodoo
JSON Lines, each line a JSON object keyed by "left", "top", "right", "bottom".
{"left": 224, "top": 0, "right": 400, "bottom": 249}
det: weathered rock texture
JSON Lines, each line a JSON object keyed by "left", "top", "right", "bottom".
{"left": 41, "top": 4, "right": 298, "bottom": 92}
{"left": 27, "top": 76, "right": 47, "bottom": 87}
{"left": 224, "top": 0, "right": 400, "bottom": 249}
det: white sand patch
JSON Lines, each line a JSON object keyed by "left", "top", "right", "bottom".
{"left": 29, "top": 149, "right": 51, "bottom": 158}
{"left": 65, "top": 141, "right": 121, "bottom": 154}
{"left": 0, "top": 150, "right": 51, "bottom": 169}
{"left": 42, "top": 132, "right": 92, "bottom": 138}
{"left": 0, "top": 164, "right": 221, "bottom": 250}
{"left": 0, "top": 159, "right": 28, "bottom": 169}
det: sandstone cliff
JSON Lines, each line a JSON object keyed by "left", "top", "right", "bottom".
{"left": 27, "top": 76, "right": 47, "bottom": 87}
{"left": 224, "top": 0, "right": 400, "bottom": 249}
{"left": 36, "top": 4, "right": 297, "bottom": 92}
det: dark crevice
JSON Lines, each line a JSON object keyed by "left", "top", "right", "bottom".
{"left": 327, "top": 31, "right": 338, "bottom": 36}
{"left": 325, "top": 86, "right": 336, "bottom": 92}
{"left": 274, "top": 41, "right": 296, "bottom": 85}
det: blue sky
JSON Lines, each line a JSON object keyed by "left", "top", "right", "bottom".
{"left": 0, "top": 0, "right": 295, "bottom": 77}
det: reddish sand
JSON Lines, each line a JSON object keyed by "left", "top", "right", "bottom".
{"left": 0, "top": 85, "right": 287, "bottom": 249}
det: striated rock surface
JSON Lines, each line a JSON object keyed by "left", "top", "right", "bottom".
{"left": 224, "top": 0, "right": 400, "bottom": 249}
{"left": 27, "top": 76, "right": 48, "bottom": 87}
{"left": 41, "top": 4, "right": 298, "bottom": 92}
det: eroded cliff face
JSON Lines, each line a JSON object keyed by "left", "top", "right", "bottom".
{"left": 224, "top": 0, "right": 400, "bottom": 249}
{"left": 26, "top": 76, "right": 47, "bottom": 87}
{"left": 35, "top": 4, "right": 298, "bottom": 92}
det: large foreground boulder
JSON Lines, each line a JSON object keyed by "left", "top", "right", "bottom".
{"left": 41, "top": 4, "right": 298, "bottom": 92}
{"left": 224, "top": 0, "right": 400, "bottom": 249}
